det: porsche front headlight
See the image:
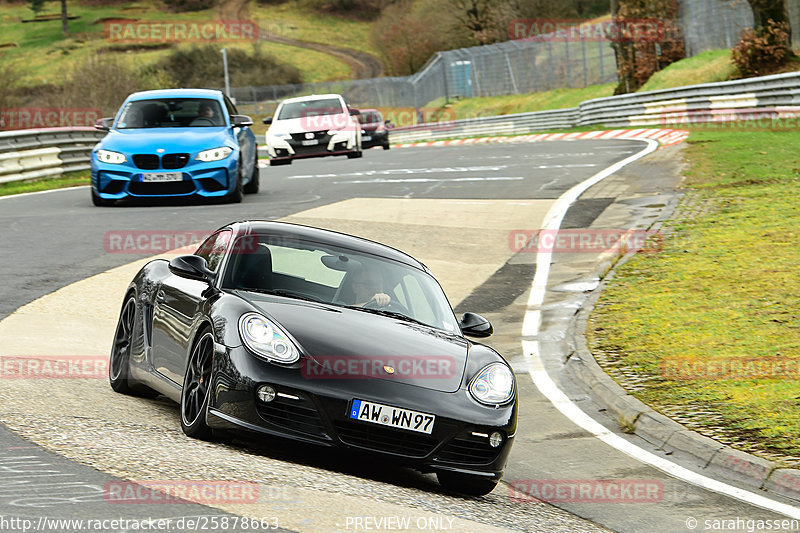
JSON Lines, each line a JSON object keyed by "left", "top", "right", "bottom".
{"left": 239, "top": 313, "right": 299, "bottom": 364}
{"left": 196, "top": 147, "right": 232, "bottom": 162}
{"left": 96, "top": 149, "right": 127, "bottom": 164}
{"left": 469, "top": 362, "right": 515, "bottom": 406}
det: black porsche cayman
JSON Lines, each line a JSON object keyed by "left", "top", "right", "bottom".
{"left": 109, "top": 221, "right": 517, "bottom": 495}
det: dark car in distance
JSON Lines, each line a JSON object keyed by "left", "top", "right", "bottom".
{"left": 109, "top": 221, "right": 517, "bottom": 496}
{"left": 357, "top": 109, "right": 391, "bottom": 150}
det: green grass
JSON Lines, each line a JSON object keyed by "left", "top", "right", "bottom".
{"left": 587, "top": 128, "right": 800, "bottom": 464}
{"left": 638, "top": 49, "right": 737, "bottom": 92}
{"left": 0, "top": 0, "right": 364, "bottom": 85}
{"left": 0, "top": 171, "right": 89, "bottom": 196}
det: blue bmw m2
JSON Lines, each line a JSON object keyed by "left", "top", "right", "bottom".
{"left": 91, "top": 89, "right": 258, "bottom": 206}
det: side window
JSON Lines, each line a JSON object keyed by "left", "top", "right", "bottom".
{"left": 223, "top": 96, "right": 238, "bottom": 117}
{"left": 195, "top": 230, "right": 231, "bottom": 272}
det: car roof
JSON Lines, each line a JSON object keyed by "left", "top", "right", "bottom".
{"left": 225, "top": 221, "right": 427, "bottom": 271}
{"left": 126, "top": 89, "right": 224, "bottom": 101}
{"left": 278, "top": 94, "right": 345, "bottom": 104}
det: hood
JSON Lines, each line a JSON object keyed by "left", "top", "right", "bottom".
{"left": 268, "top": 115, "right": 356, "bottom": 134}
{"left": 239, "top": 291, "right": 468, "bottom": 393}
{"left": 101, "top": 128, "right": 233, "bottom": 153}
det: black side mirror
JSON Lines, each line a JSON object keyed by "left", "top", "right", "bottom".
{"left": 231, "top": 115, "right": 253, "bottom": 127}
{"left": 169, "top": 255, "right": 214, "bottom": 283}
{"left": 459, "top": 312, "right": 493, "bottom": 338}
{"left": 95, "top": 117, "right": 114, "bottom": 131}
{"left": 349, "top": 108, "right": 361, "bottom": 116}
{"left": 384, "top": 119, "right": 391, "bottom": 125}
{"left": 262, "top": 117, "right": 273, "bottom": 125}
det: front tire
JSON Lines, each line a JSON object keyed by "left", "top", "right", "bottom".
{"left": 226, "top": 163, "right": 244, "bottom": 203}
{"left": 91, "top": 188, "right": 114, "bottom": 207}
{"left": 109, "top": 296, "right": 137, "bottom": 394}
{"left": 269, "top": 158, "right": 291, "bottom": 166}
{"left": 180, "top": 330, "right": 215, "bottom": 440}
{"left": 437, "top": 471, "right": 498, "bottom": 496}
{"left": 243, "top": 152, "right": 260, "bottom": 194}
{"left": 346, "top": 150, "right": 363, "bottom": 159}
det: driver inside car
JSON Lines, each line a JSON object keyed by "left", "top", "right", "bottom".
{"left": 352, "top": 267, "right": 390, "bottom": 307}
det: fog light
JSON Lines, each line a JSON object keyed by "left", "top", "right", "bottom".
{"left": 257, "top": 385, "right": 276, "bottom": 403}
{"left": 489, "top": 431, "right": 503, "bottom": 448}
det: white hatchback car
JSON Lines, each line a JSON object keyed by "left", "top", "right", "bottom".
{"left": 263, "top": 94, "right": 362, "bottom": 166}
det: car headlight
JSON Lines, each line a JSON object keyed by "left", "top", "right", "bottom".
{"left": 96, "top": 149, "right": 127, "bottom": 164}
{"left": 239, "top": 313, "right": 300, "bottom": 364}
{"left": 469, "top": 362, "right": 515, "bottom": 405}
{"left": 269, "top": 132, "right": 291, "bottom": 139}
{"left": 196, "top": 147, "right": 232, "bottom": 162}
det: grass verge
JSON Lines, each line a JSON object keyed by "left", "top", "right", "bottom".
{"left": 0, "top": 171, "right": 89, "bottom": 197}
{"left": 587, "top": 127, "right": 800, "bottom": 465}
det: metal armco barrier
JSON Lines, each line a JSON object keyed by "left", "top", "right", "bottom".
{"left": 390, "top": 70, "right": 800, "bottom": 143}
{"left": 5, "top": 71, "right": 800, "bottom": 175}
{"left": 0, "top": 127, "right": 104, "bottom": 184}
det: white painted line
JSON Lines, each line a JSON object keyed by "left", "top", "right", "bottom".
{"left": 0, "top": 185, "right": 88, "bottom": 201}
{"left": 333, "top": 176, "right": 524, "bottom": 185}
{"left": 521, "top": 139, "right": 800, "bottom": 519}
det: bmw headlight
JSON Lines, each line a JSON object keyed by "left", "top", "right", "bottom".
{"left": 196, "top": 147, "right": 232, "bottom": 162}
{"left": 469, "top": 363, "right": 515, "bottom": 406}
{"left": 96, "top": 149, "right": 127, "bottom": 164}
{"left": 239, "top": 313, "right": 300, "bottom": 364}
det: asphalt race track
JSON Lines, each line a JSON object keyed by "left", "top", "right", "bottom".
{"left": 0, "top": 140, "right": 798, "bottom": 533}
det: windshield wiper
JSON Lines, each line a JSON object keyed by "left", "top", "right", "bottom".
{"left": 343, "top": 305, "right": 428, "bottom": 327}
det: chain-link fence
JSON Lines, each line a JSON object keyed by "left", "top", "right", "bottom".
{"left": 678, "top": 0, "right": 753, "bottom": 55}
{"left": 230, "top": 35, "right": 618, "bottom": 118}
{"left": 231, "top": 2, "right": 800, "bottom": 121}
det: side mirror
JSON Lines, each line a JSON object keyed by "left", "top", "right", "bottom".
{"left": 95, "top": 117, "right": 114, "bottom": 131}
{"left": 349, "top": 108, "right": 361, "bottom": 116}
{"left": 231, "top": 115, "right": 253, "bottom": 127}
{"left": 459, "top": 312, "right": 493, "bottom": 338}
{"left": 384, "top": 119, "right": 391, "bottom": 125}
{"left": 262, "top": 117, "right": 273, "bottom": 125}
{"left": 169, "top": 255, "right": 214, "bottom": 283}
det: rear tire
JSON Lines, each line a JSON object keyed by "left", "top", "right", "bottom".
{"left": 382, "top": 142, "right": 390, "bottom": 150}
{"left": 243, "top": 152, "right": 260, "bottom": 194}
{"left": 109, "top": 295, "right": 158, "bottom": 397}
{"left": 437, "top": 471, "right": 498, "bottom": 496}
{"left": 180, "top": 330, "right": 215, "bottom": 440}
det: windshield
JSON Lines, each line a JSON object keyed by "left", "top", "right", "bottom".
{"left": 358, "top": 112, "right": 382, "bottom": 124}
{"left": 221, "top": 234, "right": 460, "bottom": 334}
{"left": 277, "top": 98, "right": 345, "bottom": 120}
{"left": 116, "top": 98, "right": 224, "bottom": 129}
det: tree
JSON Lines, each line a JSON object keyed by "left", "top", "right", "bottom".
{"left": 747, "top": 0, "right": 788, "bottom": 29}
{"left": 27, "top": 0, "right": 69, "bottom": 37}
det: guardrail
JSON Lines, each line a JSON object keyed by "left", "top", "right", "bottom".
{"left": 4, "top": 71, "right": 800, "bottom": 176}
{"left": 389, "top": 70, "right": 800, "bottom": 143}
{"left": 0, "top": 128, "right": 104, "bottom": 184}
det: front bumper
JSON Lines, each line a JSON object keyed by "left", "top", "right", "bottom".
{"left": 266, "top": 131, "right": 358, "bottom": 161}
{"left": 207, "top": 346, "right": 516, "bottom": 479}
{"left": 361, "top": 131, "right": 388, "bottom": 148}
{"left": 91, "top": 154, "right": 239, "bottom": 199}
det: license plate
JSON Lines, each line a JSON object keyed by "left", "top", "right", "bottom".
{"left": 349, "top": 399, "right": 435, "bottom": 434}
{"left": 362, "top": 135, "right": 372, "bottom": 141}
{"left": 301, "top": 139, "right": 319, "bottom": 146}
{"left": 141, "top": 172, "right": 183, "bottom": 182}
